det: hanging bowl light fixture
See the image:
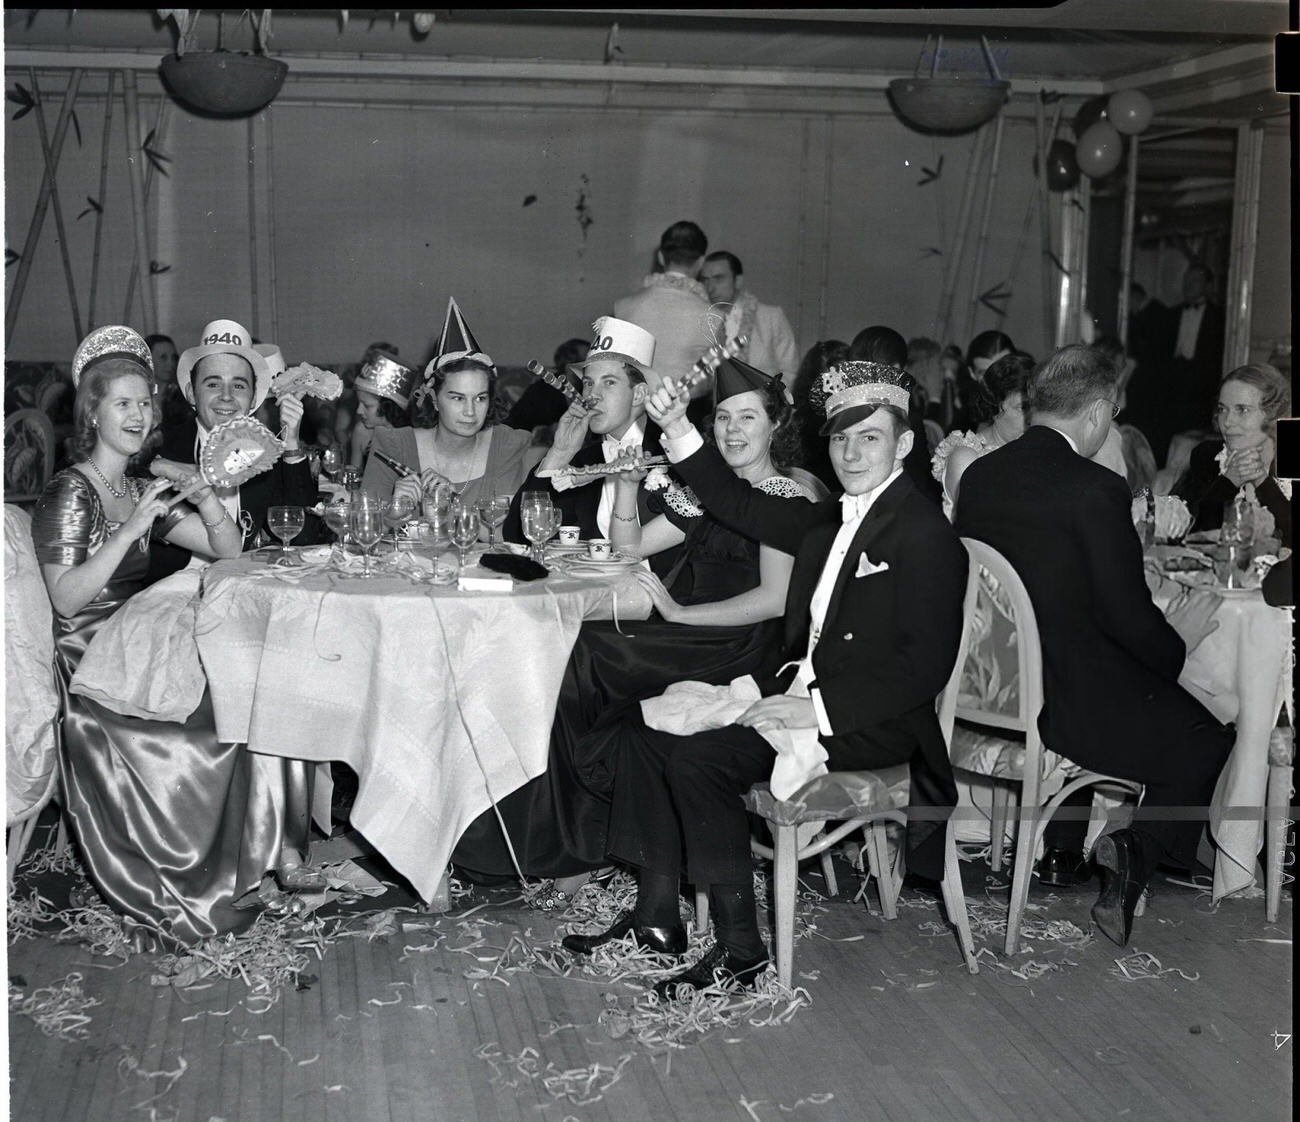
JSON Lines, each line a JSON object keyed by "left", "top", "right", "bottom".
{"left": 158, "top": 9, "right": 288, "bottom": 117}
{"left": 888, "top": 33, "right": 1009, "bottom": 135}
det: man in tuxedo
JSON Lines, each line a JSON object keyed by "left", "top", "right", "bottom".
{"left": 503, "top": 316, "right": 680, "bottom": 578}
{"left": 954, "top": 344, "right": 1233, "bottom": 946}
{"left": 148, "top": 318, "right": 324, "bottom": 567}
{"left": 561, "top": 362, "right": 967, "bottom": 999}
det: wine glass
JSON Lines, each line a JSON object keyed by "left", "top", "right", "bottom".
{"left": 385, "top": 493, "right": 417, "bottom": 551}
{"left": 341, "top": 465, "right": 362, "bottom": 496}
{"left": 349, "top": 494, "right": 385, "bottom": 578}
{"left": 521, "top": 502, "right": 560, "bottom": 564}
{"left": 267, "top": 505, "right": 306, "bottom": 561}
{"left": 321, "top": 445, "right": 342, "bottom": 483}
{"left": 476, "top": 493, "right": 510, "bottom": 551}
{"left": 323, "top": 497, "right": 350, "bottom": 562}
{"left": 451, "top": 501, "right": 480, "bottom": 569}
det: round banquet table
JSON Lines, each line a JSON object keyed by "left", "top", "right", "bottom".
{"left": 1144, "top": 546, "right": 1293, "bottom": 902}
{"left": 193, "top": 547, "right": 652, "bottom": 906}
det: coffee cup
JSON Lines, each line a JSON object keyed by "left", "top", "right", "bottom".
{"left": 588, "top": 538, "right": 612, "bottom": 560}
{"left": 558, "top": 525, "right": 580, "bottom": 547}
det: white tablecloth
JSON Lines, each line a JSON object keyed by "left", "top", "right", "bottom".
{"left": 194, "top": 555, "right": 651, "bottom": 902}
{"left": 1148, "top": 568, "right": 1293, "bottom": 901}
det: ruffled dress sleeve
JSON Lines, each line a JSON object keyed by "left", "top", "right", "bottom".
{"left": 930, "top": 429, "right": 988, "bottom": 485}
{"left": 32, "top": 469, "right": 103, "bottom": 567}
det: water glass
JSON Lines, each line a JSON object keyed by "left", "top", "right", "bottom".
{"left": 321, "top": 445, "right": 342, "bottom": 482}
{"left": 451, "top": 502, "right": 480, "bottom": 569}
{"left": 267, "top": 505, "right": 306, "bottom": 559}
{"left": 521, "top": 502, "right": 561, "bottom": 564}
{"left": 350, "top": 494, "right": 385, "bottom": 578}
{"left": 477, "top": 493, "right": 510, "bottom": 550}
{"left": 385, "top": 493, "right": 417, "bottom": 550}
{"left": 323, "top": 498, "right": 350, "bottom": 561}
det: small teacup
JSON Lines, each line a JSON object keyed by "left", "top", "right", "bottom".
{"left": 588, "top": 538, "right": 612, "bottom": 560}
{"left": 558, "top": 525, "right": 581, "bottom": 547}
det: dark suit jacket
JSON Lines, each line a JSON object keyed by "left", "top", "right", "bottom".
{"left": 1172, "top": 439, "right": 1291, "bottom": 548}
{"left": 503, "top": 422, "right": 681, "bottom": 580}
{"left": 671, "top": 441, "right": 968, "bottom": 880}
{"left": 955, "top": 425, "right": 1195, "bottom": 770}
{"left": 1171, "top": 301, "right": 1226, "bottom": 429}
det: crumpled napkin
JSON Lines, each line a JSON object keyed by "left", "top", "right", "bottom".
{"left": 70, "top": 568, "right": 206, "bottom": 722}
{"left": 641, "top": 675, "right": 829, "bottom": 799}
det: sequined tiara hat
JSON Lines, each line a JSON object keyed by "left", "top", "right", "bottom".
{"left": 176, "top": 319, "right": 274, "bottom": 409}
{"left": 71, "top": 325, "right": 154, "bottom": 386}
{"left": 356, "top": 349, "right": 418, "bottom": 409}
{"left": 812, "top": 361, "right": 913, "bottom": 436}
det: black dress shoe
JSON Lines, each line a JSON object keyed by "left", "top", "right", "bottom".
{"left": 653, "top": 943, "right": 768, "bottom": 1001}
{"left": 1037, "top": 847, "right": 1089, "bottom": 888}
{"left": 561, "top": 909, "right": 687, "bottom": 956}
{"left": 1091, "top": 831, "right": 1147, "bottom": 947}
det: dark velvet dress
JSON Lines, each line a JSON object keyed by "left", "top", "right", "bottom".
{"left": 452, "top": 475, "right": 810, "bottom": 880}
{"left": 33, "top": 469, "right": 312, "bottom": 950}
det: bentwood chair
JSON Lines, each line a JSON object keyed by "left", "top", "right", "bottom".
{"left": 1265, "top": 726, "right": 1294, "bottom": 924}
{"left": 4, "top": 408, "right": 56, "bottom": 507}
{"left": 942, "top": 538, "right": 1143, "bottom": 955}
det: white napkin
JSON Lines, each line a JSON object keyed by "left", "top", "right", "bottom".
{"left": 640, "top": 675, "right": 829, "bottom": 800}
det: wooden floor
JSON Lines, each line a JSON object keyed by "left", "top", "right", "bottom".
{"left": 6, "top": 825, "right": 1293, "bottom": 1122}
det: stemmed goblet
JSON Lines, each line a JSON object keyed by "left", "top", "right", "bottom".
{"left": 267, "top": 505, "right": 306, "bottom": 562}
{"left": 323, "top": 497, "right": 351, "bottom": 563}
{"left": 451, "top": 501, "right": 480, "bottom": 570}
{"left": 521, "top": 500, "right": 561, "bottom": 565}
{"left": 385, "top": 492, "right": 417, "bottom": 552}
{"left": 476, "top": 493, "right": 510, "bottom": 551}
{"left": 349, "top": 494, "right": 385, "bottom": 579}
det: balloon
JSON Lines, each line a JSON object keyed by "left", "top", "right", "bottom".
{"left": 1076, "top": 121, "right": 1123, "bottom": 178}
{"left": 1045, "top": 139, "right": 1080, "bottom": 191}
{"left": 1108, "top": 89, "right": 1153, "bottom": 135}
{"left": 1073, "top": 95, "right": 1109, "bottom": 139}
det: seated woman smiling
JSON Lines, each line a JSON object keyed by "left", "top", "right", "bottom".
{"left": 452, "top": 357, "right": 812, "bottom": 894}
{"left": 32, "top": 326, "right": 313, "bottom": 950}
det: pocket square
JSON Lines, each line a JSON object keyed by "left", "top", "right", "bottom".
{"left": 855, "top": 553, "right": 890, "bottom": 578}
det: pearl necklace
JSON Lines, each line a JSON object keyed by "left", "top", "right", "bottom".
{"left": 86, "top": 457, "right": 127, "bottom": 498}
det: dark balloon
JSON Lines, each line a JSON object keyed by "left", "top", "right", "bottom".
{"left": 1046, "top": 139, "right": 1080, "bottom": 191}
{"left": 1072, "top": 94, "right": 1109, "bottom": 139}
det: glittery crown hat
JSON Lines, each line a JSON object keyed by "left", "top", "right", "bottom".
{"left": 429, "top": 297, "right": 495, "bottom": 376}
{"left": 713, "top": 355, "right": 784, "bottom": 408}
{"left": 176, "top": 319, "right": 274, "bottom": 409}
{"left": 811, "top": 361, "right": 913, "bottom": 435}
{"left": 71, "top": 325, "right": 153, "bottom": 386}
{"left": 356, "top": 350, "right": 417, "bottom": 408}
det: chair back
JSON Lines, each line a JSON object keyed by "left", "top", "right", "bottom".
{"left": 4, "top": 504, "right": 60, "bottom": 826}
{"left": 785, "top": 466, "right": 832, "bottom": 502}
{"left": 938, "top": 538, "right": 1049, "bottom": 805}
{"left": 4, "top": 408, "right": 56, "bottom": 505}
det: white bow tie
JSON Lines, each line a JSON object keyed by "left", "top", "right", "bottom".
{"left": 841, "top": 493, "right": 871, "bottom": 523}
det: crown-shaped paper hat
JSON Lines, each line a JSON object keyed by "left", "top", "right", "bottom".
{"left": 430, "top": 297, "right": 494, "bottom": 374}
{"left": 811, "top": 361, "right": 913, "bottom": 435}
{"left": 71, "top": 325, "right": 154, "bottom": 386}
{"left": 713, "top": 355, "right": 784, "bottom": 408}
{"left": 356, "top": 350, "right": 418, "bottom": 408}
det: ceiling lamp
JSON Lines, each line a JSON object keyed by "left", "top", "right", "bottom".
{"left": 158, "top": 9, "right": 287, "bottom": 117}
{"left": 888, "top": 33, "right": 1010, "bottom": 135}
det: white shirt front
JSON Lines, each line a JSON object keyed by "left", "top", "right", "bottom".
{"left": 595, "top": 419, "right": 645, "bottom": 538}
{"left": 1175, "top": 303, "right": 1205, "bottom": 361}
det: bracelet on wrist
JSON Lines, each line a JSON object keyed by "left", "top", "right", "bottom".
{"left": 612, "top": 512, "right": 639, "bottom": 523}
{"left": 200, "top": 510, "right": 228, "bottom": 529}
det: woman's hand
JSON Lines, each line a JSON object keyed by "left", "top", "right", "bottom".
{"left": 608, "top": 451, "right": 651, "bottom": 484}
{"left": 150, "top": 457, "right": 212, "bottom": 504}
{"left": 393, "top": 474, "right": 425, "bottom": 509}
{"left": 121, "top": 478, "right": 174, "bottom": 541}
{"left": 1223, "top": 444, "right": 1269, "bottom": 488}
{"left": 644, "top": 377, "right": 693, "bottom": 439}
{"left": 633, "top": 569, "right": 682, "bottom": 622}
{"left": 279, "top": 393, "right": 304, "bottom": 450}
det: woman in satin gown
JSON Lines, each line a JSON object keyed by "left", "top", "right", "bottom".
{"left": 32, "top": 327, "right": 312, "bottom": 951}
{"left": 453, "top": 359, "right": 812, "bottom": 886}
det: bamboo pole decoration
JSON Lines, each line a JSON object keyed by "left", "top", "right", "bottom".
{"left": 4, "top": 68, "right": 83, "bottom": 347}
{"left": 265, "top": 107, "right": 282, "bottom": 343}
{"left": 963, "top": 112, "right": 1006, "bottom": 346}
{"left": 247, "top": 115, "right": 261, "bottom": 338}
{"left": 935, "top": 123, "right": 989, "bottom": 346}
{"left": 1117, "top": 133, "right": 1140, "bottom": 351}
{"left": 87, "top": 70, "right": 116, "bottom": 331}
{"left": 1037, "top": 101, "right": 1064, "bottom": 354}
{"left": 123, "top": 93, "right": 172, "bottom": 322}
{"left": 121, "top": 70, "right": 157, "bottom": 334}
{"left": 29, "top": 70, "right": 84, "bottom": 343}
